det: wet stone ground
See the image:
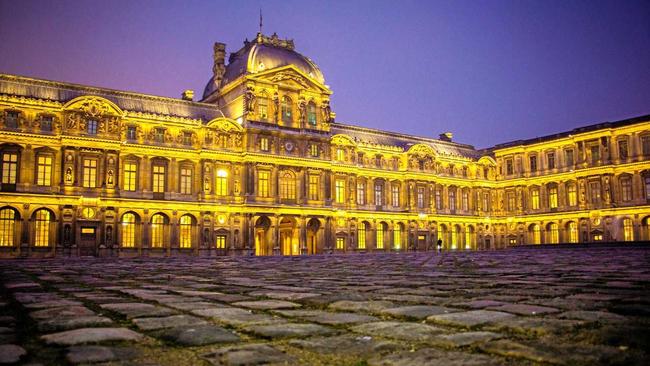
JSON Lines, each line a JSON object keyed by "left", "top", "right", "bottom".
{"left": 0, "top": 246, "right": 649, "bottom": 366}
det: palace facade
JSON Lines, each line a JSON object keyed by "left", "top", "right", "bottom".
{"left": 1, "top": 33, "right": 649, "bottom": 258}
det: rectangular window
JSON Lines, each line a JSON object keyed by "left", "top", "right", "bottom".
{"left": 87, "top": 120, "right": 98, "bottom": 135}
{"left": 436, "top": 189, "right": 442, "bottom": 210}
{"left": 127, "top": 126, "right": 137, "bottom": 140}
{"left": 215, "top": 235, "right": 226, "bottom": 249}
{"left": 41, "top": 116, "right": 53, "bottom": 132}
{"left": 548, "top": 187, "right": 558, "bottom": 208}
{"left": 531, "top": 189, "right": 540, "bottom": 210}
{"left": 505, "top": 159, "right": 513, "bottom": 175}
{"left": 565, "top": 149, "right": 574, "bottom": 167}
{"left": 621, "top": 178, "right": 632, "bottom": 202}
{"left": 590, "top": 145, "right": 600, "bottom": 164}
{"left": 310, "top": 144, "right": 319, "bottom": 157}
{"left": 335, "top": 179, "right": 346, "bottom": 204}
{"left": 82, "top": 159, "right": 97, "bottom": 188}
{"left": 507, "top": 191, "right": 516, "bottom": 211}
{"left": 376, "top": 226, "right": 384, "bottom": 249}
{"left": 36, "top": 155, "right": 52, "bottom": 186}
{"left": 358, "top": 225, "right": 366, "bottom": 249}
{"left": 183, "top": 132, "right": 192, "bottom": 146}
{"left": 336, "top": 237, "right": 344, "bottom": 250}
{"left": 5, "top": 111, "right": 18, "bottom": 128}
{"left": 336, "top": 148, "right": 345, "bottom": 162}
{"left": 547, "top": 152, "right": 555, "bottom": 169}
{"left": 482, "top": 192, "right": 489, "bottom": 211}
{"left": 123, "top": 162, "right": 137, "bottom": 191}
{"left": 180, "top": 167, "right": 192, "bottom": 194}
{"left": 618, "top": 140, "right": 628, "bottom": 160}
{"left": 590, "top": 181, "right": 601, "bottom": 203}
{"left": 216, "top": 174, "right": 228, "bottom": 196}
{"left": 308, "top": 175, "right": 319, "bottom": 200}
{"left": 155, "top": 128, "right": 165, "bottom": 143}
{"left": 529, "top": 155, "right": 537, "bottom": 171}
{"left": 462, "top": 191, "right": 469, "bottom": 211}
{"left": 449, "top": 190, "right": 456, "bottom": 211}
{"left": 567, "top": 184, "right": 577, "bottom": 206}
{"left": 1, "top": 152, "right": 18, "bottom": 184}
{"left": 356, "top": 182, "right": 365, "bottom": 205}
{"left": 374, "top": 183, "right": 383, "bottom": 205}
{"left": 395, "top": 186, "right": 403, "bottom": 208}
{"left": 260, "top": 137, "right": 269, "bottom": 152}
{"left": 642, "top": 136, "right": 650, "bottom": 156}
{"left": 258, "top": 170, "right": 270, "bottom": 197}
{"left": 152, "top": 165, "right": 166, "bottom": 193}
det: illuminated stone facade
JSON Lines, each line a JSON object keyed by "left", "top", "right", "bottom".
{"left": 0, "top": 33, "right": 649, "bottom": 258}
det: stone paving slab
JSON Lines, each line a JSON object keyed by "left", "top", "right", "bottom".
{"left": 1, "top": 246, "right": 649, "bottom": 365}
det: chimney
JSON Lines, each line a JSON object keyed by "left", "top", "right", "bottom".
{"left": 439, "top": 132, "right": 453, "bottom": 142}
{"left": 213, "top": 42, "right": 226, "bottom": 85}
{"left": 181, "top": 90, "right": 194, "bottom": 101}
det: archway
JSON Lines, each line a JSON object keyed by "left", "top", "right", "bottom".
{"left": 306, "top": 218, "right": 320, "bottom": 254}
{"left": 255, "top": 216, "right": 271, "bottom": 256}
{"left": 279, "top": 217, "right": 299, "bottom": 255}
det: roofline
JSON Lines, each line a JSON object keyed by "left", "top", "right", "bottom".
{"left": 0, "top": 72, "right": 218, "bottom": 109}
{"left": 489, "top": 114, "right": 650, "bottom": 151}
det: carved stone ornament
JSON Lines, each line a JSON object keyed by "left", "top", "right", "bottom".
{"left": 270, "top": 71, "right": 309, "bottom": 88}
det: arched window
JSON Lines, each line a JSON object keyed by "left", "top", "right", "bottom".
{"left": 451, "top": 225, "right": 459, "bottom": 249}
{"left": 307, "top": 102, "right": 317, "bottom": 126}
{"left": 376, "top": 222, "right": 385, "bottom": 249}
{"left": 258, "top": 93, "right": 269, "bottom": 120}
{"left": 150, "top": 214, "right": 167, "bottom": 248}
{"left": 393, "top": 223, "right": 403, "bottom": 250}
{"left": 531, "top": 224, "right": 541, "bottom": 244}
{"left": 567, "top": 222, "right": 578, "bottom": 243}
{"left": 121, "top": 213, "right": 137, "bottom": 248}
{"left": 358, "top": 222, "right": 367, "bottom": 249}
{"left": 465, "top": 226, "right": 473, "bottom": 249}
{"left": 179, "top": 215, "right": 194, "bottom": 248}
{"left": 279, "top": 172, "right": 296, "bottom": 199}
{"left": 0, "top": 208, "right": 17, "bottom": 247}
{"left": 34, "top": 209, "right": 51, "bottom": 247}
{"left": 566, "top": 183, "right": 577, "bottom": 206}
{"left": 623, "top": 218, "right": 634, "bottom": 241}
{"left": 548, "top": 223, "right": 559, "bottom": 244}
{"left": 281, "top": 96, "right": 292, "bottom": 123}
{"left": 216, "top": 169, "right": 228, "bottom": 196}
{"left": 620, "top": 177, "right": 632, "bottom": 202}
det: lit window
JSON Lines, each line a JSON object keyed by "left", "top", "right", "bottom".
{"left": 123, "top": 162, "right": 137, "bottom": 191}
{"left": 121, "top": 213, "right": 136, "bottom": 248}
{"left": 531, "top": 189, "right": 540, "bottom": 210}
{"left": 82, "top": 159, "right": 97, "bottom": 188}
{"left": 281, "top": 96, "right": 292, "bottom": 123}
{"left": 260, "top": 137, "right": 269, "bottom": 151}
{"left": 36, "top": 155, "right": 52, "bottom": 186}
{"left": 0, "top": 208, "right": 16, "bottom": 247}
{"left": 436, "top": 189, "right": 442, "bottom": 210}
{"left": 462, "top": 190, "right": 469, "bottom": 211}
{"left": 590, "top": 145, "right": 600, "bottom": 164}
{"left": 482, "top": 191, "right": 489, "bottom": 211}
{"left": 183, "top": 132, "right": 192, "bottom": 146}
{"left": 280, "top": 172, "right": 296, "bottom": 199}
{"left": 507, "top": 191, "right": 516, "bottom": 211}
{"left": 216, "top": 169, "right": 228, "bottom": 196}
{"left": 448, "top": 189, "right": 456, "bottom": 211}
{"left": 356, "top": 182, "right": 365, "bottom": 205}
{"left": 307, "top": 102, "right": 317, "bottom": 125}
{"left": 376, "top": 224, "right": 384, "bottom": 249}
{"left": 358, "top": 223, "right": 366, "bottom": 249}
{"left": 465, "top": 228, "right": 472, "bottom": 249}
{"left": 567, "top": 183, "right": 577, "bottom": 206}
{"left": 336, "top": 237, "right": 345, "bottom": 250}
{"left": 179, "top": 215, "right": 193, "bottom": 248}
{"left": 620, "top": 177, "right": 632, "bottom": 202}
{"left": 1, "top": 152, "right": 18, "bottom": 184}
{"left": 180, "top": 167, "right": 192, "bottom": 194}
{"left": 395, "top": 186, "right": 402, "bottom": 208}
{"left": 308, "top": 175, "right": 319, "bottom": 200}
{"left": 547, "top": 152, "right": 555, "bottom": 169}
{"left": 548, "top": 186, "right": 558, "bottom": 209}
{"left": 310, "top": 144, "right": 319, "bottom": 157}
{"left": 152, "top": 165, "right": 166, "bottom": 193}
{"left": 393, "top": 225, "right": 402, "bottom": 249}
{"left": 532, "top": 224, "right": 541, "bottom": 244}
{"left": 565, "top": 149, "right": 574, "bottom": 167}
{"left": 150, "top": 214, "right": 166, "bottom": 248}
{"left": 127, "top": 126, "right": 137, "bottom": 140}
{"left": 336, "top": 148, "right": 345, "bottom": 162}
{"left": 374, "top": 182, "right": 383, "bottom": 205}
{"left": 623, "top": 218, "right": 633, "bottom": 241}
{"left": 41, "top": 116, "right": 53, "bottom": 132}
{"left": 618, "top": 140, "right": 628, "bottom": 160}
{"left": 529, "top": 155, "right": 537, "bottom": 171}
{"left": 258, "top": 95, "right": 268, "bottom": 120}
{"left": 335, "top": 179, "right": 346, "bottom": 204}
{"left": 5, "top": 111, "right": 18, "bottom": 128}
{"left": 645, "top": 176, "right": 650, "bottom": 200}
{"left": 548, "top": 223, "right": 559, "bottom": 243}
{"left": 155, "top": 128, "right": 165, "bottom": 143}
{"left": 258, "top": 170, "right": 270, "bottom": 197}
{"left": 87, "top": 120, "right": 98, "bottom": 135}
{"left": 34, "top": 209, "right": 51, "bottom": 247}
{"left": 451, "top": 225, "right": 458, "bottom": 249}
{"left": 216, "top": 235, "right": 226, "bottom": 249}
{"left": 590, "top": 181, "right": 601, "bottom": 203}
{"left": 568, "top": 222, "right": 578, "bottom": 243}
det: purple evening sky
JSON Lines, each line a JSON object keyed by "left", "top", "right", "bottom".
{"left": 0, "top": 0, "right": 648, "bottom": 148}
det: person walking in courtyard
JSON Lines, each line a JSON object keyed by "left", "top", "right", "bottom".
{"left": 437, "top": 239, "right": 443, "bottom": 253}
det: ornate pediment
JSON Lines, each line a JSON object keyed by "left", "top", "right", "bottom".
{"left": 249, "top": 66, "right": 331, "bottom": 93}
{"left": 63, "top": 96, "right": 123, "bottom": 117}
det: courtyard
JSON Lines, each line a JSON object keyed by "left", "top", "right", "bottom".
{"left": 0, "top": 246, "right": 648, "bottom": 365}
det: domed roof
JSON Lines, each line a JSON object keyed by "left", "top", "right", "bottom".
{"left": 203, "top": 33, "right": 325, "bottom": 99}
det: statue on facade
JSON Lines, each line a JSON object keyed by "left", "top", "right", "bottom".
{"left": 298, "top": 97, "right": 306, "bottom": 125}
{"left": 244, "top": 86, "right": 256, "bottom": 115}
{"left": 321, "top": 100, "right": 332, "bottom": 123}
{"left": 272, "top": 92, "right": 280, "bottom": 122}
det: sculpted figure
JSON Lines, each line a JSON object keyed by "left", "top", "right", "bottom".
{"left": 244, "top": 86, "right": 256, "bottom": 114}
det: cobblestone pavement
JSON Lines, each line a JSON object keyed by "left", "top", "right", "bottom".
{"left": 1, "top": 246, "right": 649, "bottom": 365}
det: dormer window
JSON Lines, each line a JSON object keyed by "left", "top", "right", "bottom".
{"left": 307, "top": 102, "right": 317, "bottom": 126}
{"left": 155, "top": 128, "right": 165, "bottom": 143}
{"left": 5, "top": 111, "right": 18, "bottom": 129}
{"left": 87, "top": 120, "right": 98, "bottom": 135}
{"left": 260, "top": 137, "right": 269, "bottom": 152}
{"left": 258, "top": 94, "right": 268, "bottom": 121}
{"left": 41, "top": 116, "right": 53, "bottom": 132}
{"left": 127, "top": 126, "right": 137, "bottom": 140}
{"left": 281, "top": 96, "right": 292, "bottom": 123}
{"left": 183, "top": 132, "right": 192, "bottom": 146}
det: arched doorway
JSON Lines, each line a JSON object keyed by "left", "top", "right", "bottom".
{"left": 279, "top": 217, "right": 299, "bottom": 255}
{"left": 306, "top": 218, "right": 320, "bottom": 254}
{"left": 255, "top": 216, "right": 271, "bottom": 256}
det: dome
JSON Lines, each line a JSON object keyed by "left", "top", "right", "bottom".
{"left": 203, "top": 33, "right": 325, "bottom": 99}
